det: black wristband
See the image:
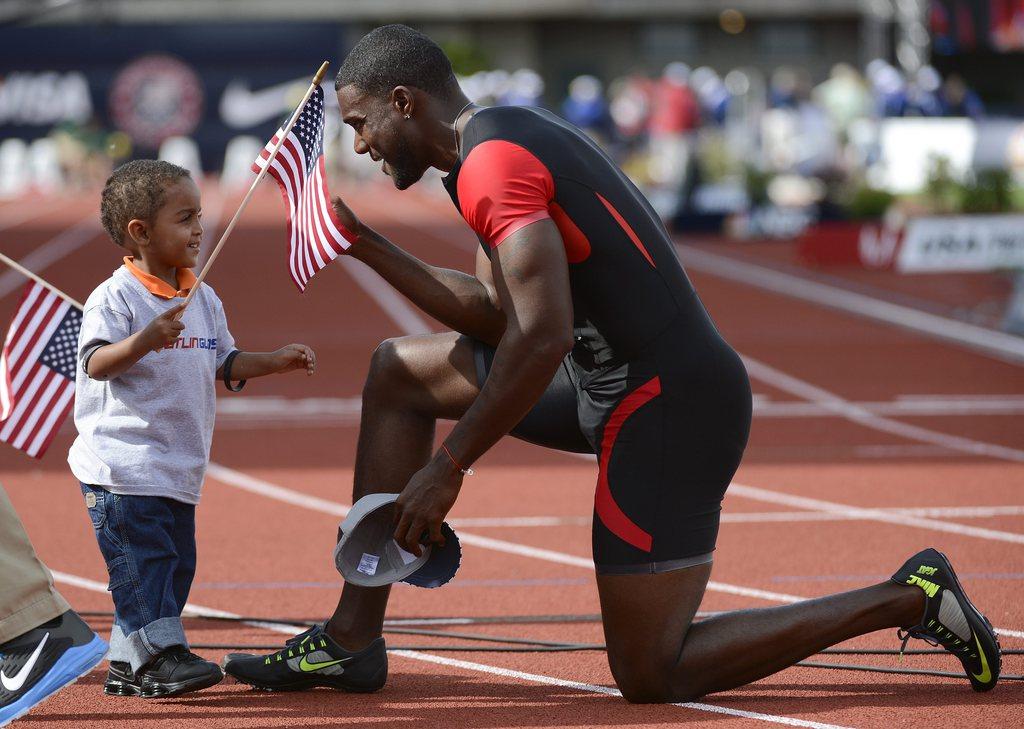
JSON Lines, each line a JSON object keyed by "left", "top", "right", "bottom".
{"left": 222, "top": 350, "right": 246, "bottom": 392}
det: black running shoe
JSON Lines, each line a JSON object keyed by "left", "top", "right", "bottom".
{"left": 0, "top": 610, "right": 107, "bottom": 726}
{"left": 138, "top": 646, "right": 223, "bottom": 699}
{"left": 224, "top": 625, "right": 386, "bottom": 692}
{"left": 891, "top": 548, "right": 1001, "bottom": 692}
{"left": 103, "top": 661, "right": 141, "bottom": 697}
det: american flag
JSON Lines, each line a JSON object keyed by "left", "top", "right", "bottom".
{"left": 0, "top": 282, "right": 80, "bottom": 458}
{"left": 253, "top": 86, "right": 357, "bottom": 292}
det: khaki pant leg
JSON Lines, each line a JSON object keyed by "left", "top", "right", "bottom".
{"left": 0, "top": 483, "right": 70, "bottom": 644}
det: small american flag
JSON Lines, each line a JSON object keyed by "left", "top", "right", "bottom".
{"left": 253, "top": 86, "right": 357, "bottom": 292}
{"left": 0, "top": 282, "right": 80, "bottom": 458}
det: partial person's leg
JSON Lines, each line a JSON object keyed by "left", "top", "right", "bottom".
{"left": 0, "top": 484, "right": 70, "bottom": 644}
{"left": 598, "top": 566, "right": 923, "bottom": 703}
{"left": 0, "top": 486, "right": 106, "bottom": 722}
{"left": 325, "top": 332, "right": 482, "bottom": 650}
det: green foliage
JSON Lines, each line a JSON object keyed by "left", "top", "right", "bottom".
{"left": 440, "top": 40, "right": 490, "bottom": 76}
{"left": 845, "top": 184, "right": 895, "bottom": 220}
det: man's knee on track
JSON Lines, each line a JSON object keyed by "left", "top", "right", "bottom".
{"left": 608, "top": 654, "right": 680, "bottom": 704}
{"left": 364, "top": 337, "right": 417, "bottom": 404}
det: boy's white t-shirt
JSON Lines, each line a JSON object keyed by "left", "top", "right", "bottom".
{"left": 68, "top": 263, "right": 236, "bottom": 505}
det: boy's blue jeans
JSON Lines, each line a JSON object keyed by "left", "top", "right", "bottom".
{"left": 80, "top": 484, "right": 196, "bottom": 673}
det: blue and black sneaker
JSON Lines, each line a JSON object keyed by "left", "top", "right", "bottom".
{"left": 891, "top": 548, "right": 1001, "bottom": 692}
{"left": 223, "top": 624, "right": 386, "bottom": 692}
{"left": 0, "top": 610, "right": 107, "bottom": 726}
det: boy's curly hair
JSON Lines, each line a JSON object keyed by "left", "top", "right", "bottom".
{"left": 100, "top": 160, "right": 191, "bottom": 247}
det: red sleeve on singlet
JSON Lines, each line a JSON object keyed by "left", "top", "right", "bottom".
{"left": 456, "top": 140, "right": 554, "bottom": 247}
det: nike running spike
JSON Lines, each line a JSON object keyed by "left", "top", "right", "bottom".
{"left": 891, "top": 548, "right": 1000, "bottom": 692}
{"left": 223, "top": 624, "right": 386, "bottom": 692}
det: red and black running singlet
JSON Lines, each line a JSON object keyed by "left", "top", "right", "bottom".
{"left": 442, "top": 105, "right": 706, "bottom": 366}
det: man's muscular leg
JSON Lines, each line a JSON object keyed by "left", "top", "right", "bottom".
{"left": 598, "top": 565, "right": 924, "bottom": 703}
{"left": 325, "top": 332, "right": 480, "bottom": 651}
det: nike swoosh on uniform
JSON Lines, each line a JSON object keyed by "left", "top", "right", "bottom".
{"left": 971, "top": 634, "right": 993, "bottom": 683}
{"left": 1, "top": 632, "right": 49, "bottom": 692}
{"left": 220, "top": 79, "right": 306, "bottom": 128}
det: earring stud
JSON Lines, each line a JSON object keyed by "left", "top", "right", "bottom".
{"left": 404, "top": 114, "right": 411, "bottom": 119}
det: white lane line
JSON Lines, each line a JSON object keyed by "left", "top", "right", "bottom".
{"left": 206, "top": 462, "right": 348, "bottom": 517}
{"left": 210, "top": 394, "right": 1024, "bottom": 426}
{"left": 199, "top": 462, "right": 1024, "bottom": 644}
{"left": 50, "top": 569, "right": 836, "bottom": 727}
{"left": 566, "top": 449, "right": 1024, "bottom": 544}
{"left": 728, "top": 483, "right": 1024, "bottom": 546}
{"left": 0, "top": 215, "right": 100, "bottom": 300}
{"left": 0, "top": 203, "right": 49, "bottom": 232}
{"left": 757, "top": 398, "right": 1024, "bottom": 417}
{"left": 335, "top": 256, "right": 433, "bottom": 336}
{"left": 742, "top": 354, "right": 1024, "bottom": 463}
{"left": 203, "top": 460, "right": 806, "bottom": 605}
{"left": 395, "top": 651, "right": 852, "bottom": 729}
{"left": 723, "top": 505, "right": 1024, "bottom": 523}
{"left": 677, "top": 244, "right": 1024, "bottom": 366}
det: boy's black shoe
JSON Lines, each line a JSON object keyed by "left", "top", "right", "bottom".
{"left": 103, "top": 661, "right": 141, "bottom": 696}
{"left": 138, "top": 646, "right": 223, "bottom": 699}
{"left": 223, "top": 625, "right": 386, "bottom": 692}
{"left": 891, "top": 547, "right": 1001, "bottom": 692}
{"left": 0, "top": 610, "right": 107, "bottom": 726}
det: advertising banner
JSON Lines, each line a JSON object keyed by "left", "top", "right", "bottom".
{"left": 0, "top": 23, "right": 346, "bottom": 171}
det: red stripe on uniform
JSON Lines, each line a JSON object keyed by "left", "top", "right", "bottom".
{"left": 594, "top": 376, "right": 661, "bottom": 552}
{"left": 595, "top": 192, "right": 655, "bottom": 268}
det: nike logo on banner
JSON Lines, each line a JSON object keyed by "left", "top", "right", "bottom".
{"left": 220, "top": 78, "right": 306, "bottom": 128}
{"left": 1, "top": 632, "right": 48, "bottom": 692}
{"left": 298, "top": 655, "right": 349, "bottom": 673}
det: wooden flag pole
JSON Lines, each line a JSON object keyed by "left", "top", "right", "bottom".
{"left": 0, "top": 251, "right": 83, "bottom": 310}
{"left": 179, "top": 60, "right": 330, "bottom": 310}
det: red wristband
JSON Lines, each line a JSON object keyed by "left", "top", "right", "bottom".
{"left": 441, "top": 443, "right": 474, "bottom": 476}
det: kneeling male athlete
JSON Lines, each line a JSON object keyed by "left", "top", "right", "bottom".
{"left": 225, "top": 25, "right": 1000, "bottom": 700}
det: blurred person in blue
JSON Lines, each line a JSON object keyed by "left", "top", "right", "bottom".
{"left": 561, "top": 75, "right": 613, "bottom": 143}
{"left": 941, "top": 73, "right": 985, "bottom": 119}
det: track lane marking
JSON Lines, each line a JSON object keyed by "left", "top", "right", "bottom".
{"left": 0, "top": 214, "right": 100, "bottom": 301}
{"left": 202, "top": 460, "right": 1023, "bottom": 638}
{"left": 677, "top": 244, "right": 1024, "bottom": 366}
{"left": 742, "top": 354, "right": 1024, "bottom": 463}
{"left": 48, "top": 569, "right": 843, "bottom": 727}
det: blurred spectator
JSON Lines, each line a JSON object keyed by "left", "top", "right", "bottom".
{"left": 906, "top": 65, "right": 945, "bottom": 117}
{"left": 562, "top": 75, "right": 613, "bottom": 142}
{"left": 499, "top": 69, "right": 544, "bottom": 107}
{"left": 609, "top": 72, "right": 653, "bottom": 143}
{"left": 50, "top": 116, "right": 116, "bottom": 190}
{"left": 646, "top": 63, "right": 700, "bottom": 203}
{"left": 690, "top": 67, "right": 730, "bottom": 126}
{"left": 867, "top": 61, "right": 909, "bottom": 117}
{"left": 812, "top": 63, "right": 872, "bottom": 134}
{"left": 941, "top": 73, "right": 985, "bottom": 119}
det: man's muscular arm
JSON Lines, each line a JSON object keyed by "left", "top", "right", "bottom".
{"left": 336, "top": 199, "right": 505, "bottom": 346}
{"left": 393, "top": 218, "right": 573, "bottom": 553}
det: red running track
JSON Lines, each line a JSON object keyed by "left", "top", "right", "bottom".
{"left": 0, "top": 180, "right": 1022, "bottom": 728}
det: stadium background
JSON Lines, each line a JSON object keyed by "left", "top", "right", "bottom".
{"left": 1, "top": 1, "right": 1023, "bottom": 727}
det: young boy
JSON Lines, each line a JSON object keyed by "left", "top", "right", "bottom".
{"left": 69, "top": 159, "right": 316, "bottom": 699}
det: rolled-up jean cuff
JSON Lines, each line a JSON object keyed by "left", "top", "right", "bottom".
{"left": 108, "top": 617, "right": 188, "bottom": 672}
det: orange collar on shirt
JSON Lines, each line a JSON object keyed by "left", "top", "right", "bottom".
{"left": 122, "top": 257, "right": 197, "bottom": 299}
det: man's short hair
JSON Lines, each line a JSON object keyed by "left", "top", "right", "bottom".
{"left": 335, "top": 24, "right": 456, "bottom": 101}
{"left": 100, "top": 159, "right": 191, "bottom": 247}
